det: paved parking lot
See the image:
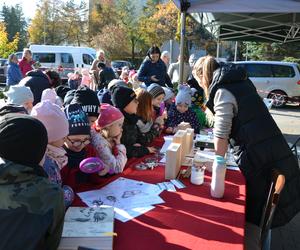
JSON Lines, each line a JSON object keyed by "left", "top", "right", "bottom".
{"left": 270, "top": 104, "right": 300, "bottom": 250}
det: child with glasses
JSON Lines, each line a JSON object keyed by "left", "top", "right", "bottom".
{"left": 31, "top": 100, "right": 74, "bottom": 207}
{"left": 61, "top": 103, "right": 100, "bottom": 190}
{"left": 91, "top": 104, "right": 127, "bottom": 175}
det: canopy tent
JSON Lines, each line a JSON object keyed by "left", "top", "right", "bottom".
{"left": 172, "top": 0, "right": 300, "bottom": 82}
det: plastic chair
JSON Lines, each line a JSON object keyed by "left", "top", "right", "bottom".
{"left": 259, "top": 169, "right": 285, "bottom": 250}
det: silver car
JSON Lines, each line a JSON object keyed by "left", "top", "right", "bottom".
{"left": 234, "top": 61, "right": 300, "bottom": 107}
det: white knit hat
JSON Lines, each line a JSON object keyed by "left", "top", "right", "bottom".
{"left": 162, "top": 87, "right": 174, "bottom": 101}
{"left": 5, "top": 85, "right": 34, "bottom": 105}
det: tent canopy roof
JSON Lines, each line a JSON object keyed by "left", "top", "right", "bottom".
{"left": 172, "top": 1, "right": 300, "bottom": 43}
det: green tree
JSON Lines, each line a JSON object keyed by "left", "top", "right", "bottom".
{"left": 1, "top": 4, "right": 27, "bottom": 50}
{"left": 116, "top": 0, "right": 143, "bottom": 60}
{"left": 0, "top": 22, "right": 19, "bottom": 58}
{"left": 28, "top": 0, "right": 88, "bottom": 45}
{"left": 61, "top": 0, "right": 88, "bottom": 46}
{"left": 28, "top": 0, "right": 64, "bottom": 44}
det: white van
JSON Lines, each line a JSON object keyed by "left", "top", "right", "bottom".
{"left": 15, "top": 44, "right": 96, "bottom": 80}
{"left": 234, "top": 61, "right": 300, "bottom": 107}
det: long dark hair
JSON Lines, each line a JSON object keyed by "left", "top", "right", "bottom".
{"left": 147, "top": 46, "right": 161, "bottom": 60}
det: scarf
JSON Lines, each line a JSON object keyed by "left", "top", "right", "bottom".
{"left": 46, "top": 144, "right": 68, "bottom": 170}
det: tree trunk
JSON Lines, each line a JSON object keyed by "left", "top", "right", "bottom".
{"left": 131, "top": 37, "right": 135, "bottom": 61}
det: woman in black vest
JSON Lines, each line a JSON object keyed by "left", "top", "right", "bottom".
{"left": 192, "top": 55, "right": 300, "bottom": 250}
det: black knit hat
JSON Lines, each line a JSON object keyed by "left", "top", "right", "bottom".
{"left": 55, "top": 85, "right": 71, "bottom": 101}
{"left": 147, "top": 84, "right": 165, "bottom": 98}
{"left": 0, "top": 114, "right": 48, "bottom": 166}
{"left": 111, "top": 86, "right": 136, "bottom": 110}
{"left": 71, "top": 86, "right": 100, "bottom": 118}
{"left": 64, "top": 103, "right": 91, "bottom": 136}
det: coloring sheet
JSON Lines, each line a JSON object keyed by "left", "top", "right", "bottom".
{"left": 62, "top": 206, "right": 114, "bottom": 237}
{"left": 78, "top": 177, "right": 164, "bottom": 211}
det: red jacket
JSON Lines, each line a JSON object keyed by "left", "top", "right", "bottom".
{"left": 18, "top": 57, "right": 35, "bottom": 77}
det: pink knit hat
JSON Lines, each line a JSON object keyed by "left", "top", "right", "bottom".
{"left": 97, "top": 104, "right": 124, "bottom": 128}
{"left": 31, "top": 100, "right": 69, "bottom": 142}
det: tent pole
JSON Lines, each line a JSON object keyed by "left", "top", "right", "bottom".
{"left": 170, "top": 39, "right": 173, "bottom": 64}
{"left": 216, "top": 40, "right": 220, "bottom": 59}
{"left": 234, "top": 41, "right": 238, "bottom": 62}
{"left": 179, "top": 11, "right": 187, "bottom": 84}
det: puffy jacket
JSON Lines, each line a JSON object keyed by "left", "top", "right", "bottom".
{"left": 206, "top": 64, "right": 300, "bottom": 228}
{"left": 0, "top": 158, "right": 65, "bottom": 250}
{"left": 6, "top": 62, "right": 23, "bottom": 86}
{"left": 19, "top": 70, "right": 51, "bottom": 105}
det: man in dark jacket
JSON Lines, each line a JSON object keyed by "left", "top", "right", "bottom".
{"left": 18, "top": 69, "right": 61, "bottom": 105}
{"left": 137, "top": 46, "right": 172, "bottom": 87}
{"left": 0, "top": 114, "right": 65, "bottom": 250}
{"left": 98, "top": 62, "right": 116, "bottom": 90}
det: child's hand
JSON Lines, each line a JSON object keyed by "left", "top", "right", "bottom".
{"left": 133, "top": 143, "right": 142, "bottom": 147}
{"left": 166, "top": 127, "right": 174, "bottom": 134}
{"left": 113, "top": 133, "right": 122, "bottom": 145}
{"left": 147, "top": 147, "right": 157, "bottom": 154}
{"left": 155, "top": 116, "right": 164, "bottom": 126}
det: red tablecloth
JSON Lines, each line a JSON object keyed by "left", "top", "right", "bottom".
{"left": 72, "top": 138, "right": 246, "bottom": 250}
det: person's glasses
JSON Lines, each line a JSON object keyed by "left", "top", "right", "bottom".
{"left": 66, "top": 136, "right": 91, "bottom": 147}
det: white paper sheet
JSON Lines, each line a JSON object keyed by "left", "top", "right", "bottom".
{"left": 78, "top": 178, "right": 164, "bottom": 210}
{"left": 114, "top": 206, "right": 155, "bottom": 223}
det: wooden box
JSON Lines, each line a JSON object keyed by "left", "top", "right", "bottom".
{"left": 173, "top": 130, "right": 187, "bottom": 163}
{"left": 165, "top": 142, "right": 182, "bottom": 179}
{"left": 186, "top": 128, "right": 194, "bottom": 156}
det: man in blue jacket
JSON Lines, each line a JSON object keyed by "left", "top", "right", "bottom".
{"left": 6, "top": 54, "right": 23, "bottom": 86}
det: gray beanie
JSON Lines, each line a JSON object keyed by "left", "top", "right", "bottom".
{"left": 147, "top": 83, "right": 165, "bottom": 98}
{"left": 175, "top": 84, "right": 192, "bottom": 107}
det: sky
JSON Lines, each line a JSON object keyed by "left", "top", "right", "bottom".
{"left": 1, "top": 0, "right": 86, "bottom": 20}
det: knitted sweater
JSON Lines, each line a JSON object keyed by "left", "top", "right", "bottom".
{"left": 166, "top": 104, "right": 200, "bottom": 133}
{"left": 91, "top": 129, "right": 127, "bottom": 174}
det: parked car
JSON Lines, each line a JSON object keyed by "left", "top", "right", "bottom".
{"left": 111, "top": 60, "right": 134, "bottom": 76}
{"left": 234, "top": 61, "right": 300, "bottom": 107}
{"left": 0, "top": 58, "right": 8, "bottom": 85}
{"left": 15, "top": 44, "right": 96, "bottom": 81}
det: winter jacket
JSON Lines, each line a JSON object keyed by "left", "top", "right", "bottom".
{"left": 18, "top": 70, "right": 51, "bottom": 105}
{"left": 166, "top": 104, "right": 201, "bottom": 134}
{"left": 18, "top": 57, "right": 35, "bottom": 77}
{"left": 137, "top": 58, "right": 168, "bottom": 87}
{"left": 121, "top": 111, "right": 149, "bottom": 158}
{"left": 206, "top": 64, "right": 300, "bottom": 228}
{"left": 61, "top": 144, "right": 102, "bottom": 191}
{"left": 6, "top": 62, "right": 23, "bottom": 86}
{"left": 0, "top": 157, "right": 65, "bottom": 250}
{"left": 91, "top": 129, "right": 127, "bottom": 174}
{"left": 168, "top": 61, "right": 191, "bottom": 84}
{"left": 98, "top": 67, "right": 116, "bottom": 89}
